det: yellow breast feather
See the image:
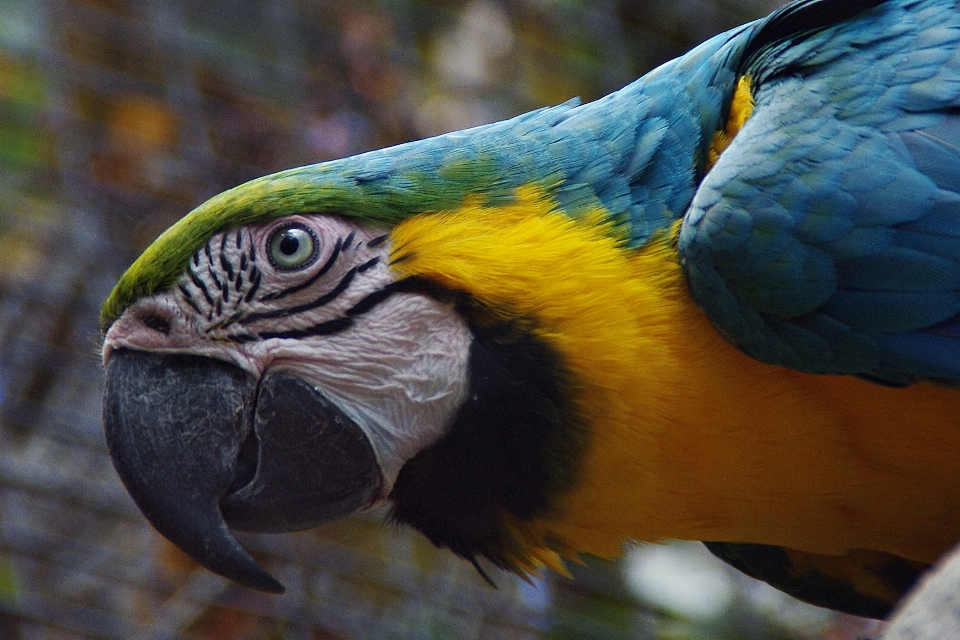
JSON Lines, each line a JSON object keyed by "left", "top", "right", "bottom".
{"left": 389, "top": 186, "right": 960, "bottom": 573}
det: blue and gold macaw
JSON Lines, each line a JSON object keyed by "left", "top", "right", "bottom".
{"left": 99, "top": 0, "right": 960, "bottom": 618}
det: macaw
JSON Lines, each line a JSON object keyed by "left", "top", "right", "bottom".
{"left": 99, "top": 0, "right": 960, "bottom": 619}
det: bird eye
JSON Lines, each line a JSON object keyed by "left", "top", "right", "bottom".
{"left": 267, "top": 224, "right": 319, "bottom": 270}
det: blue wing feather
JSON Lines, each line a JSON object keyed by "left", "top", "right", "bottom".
{"left": 680, "top": 0, "right": 960, "bottom": 384}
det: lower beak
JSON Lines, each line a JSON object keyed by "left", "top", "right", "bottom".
{"left": 102, "top": 349, "right": 383, "bottom": 593}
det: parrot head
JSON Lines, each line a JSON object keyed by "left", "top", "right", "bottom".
{"left": 98, "top": 0, "right": 960, "bottom": 618}
{"left": 100, "top": 151, "right": 594, "bottom": 593}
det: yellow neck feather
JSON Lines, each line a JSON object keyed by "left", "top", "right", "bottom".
{"left": 707, "top": 75, "right": 755, "bottom": 170}
{"left": 389, "top": 187, "right": 960, "bottom": 570}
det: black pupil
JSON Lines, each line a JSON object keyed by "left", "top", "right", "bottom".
{"left": 279, "top": 233, "right": 300, "bottom": 256}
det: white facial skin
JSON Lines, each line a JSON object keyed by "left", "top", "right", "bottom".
{"left": 103, "top": 215, "right": 473, "bottom": 498}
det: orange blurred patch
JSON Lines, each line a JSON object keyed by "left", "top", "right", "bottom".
{"left": 106, "top": 94, "right": 178, "bottom": 158}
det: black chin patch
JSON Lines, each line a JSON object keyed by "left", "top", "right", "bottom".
{"left": 388, "top": 316, "right": 585, "bottom": 570}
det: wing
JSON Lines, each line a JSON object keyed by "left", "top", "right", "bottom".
{"left": 679, "top": 0, "right": 960, "bottom": 384}
{"left": 704, "top": 542, "right": 927, "bottom": 618}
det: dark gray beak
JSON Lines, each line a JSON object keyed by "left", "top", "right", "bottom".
{"left": 103, "top": 349, "right": 383, "bottom": 593}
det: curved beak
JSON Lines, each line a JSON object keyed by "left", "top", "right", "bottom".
{"left": 103, "top": 349, "right": 383, "bottom": 593}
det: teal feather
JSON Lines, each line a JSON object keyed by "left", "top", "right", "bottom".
{"left": 680, "top": 0, "right": 960, "bottom": 384}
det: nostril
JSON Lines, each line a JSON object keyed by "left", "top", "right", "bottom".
{"left": 142, "top": 314, "right": 172, "bottom": 335}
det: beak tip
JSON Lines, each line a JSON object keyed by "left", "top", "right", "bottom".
{"left": 245, "top": 571, "right": 286, "bottom": 594}
{"left": 207, "top": 537, "right": 286, "bottom": 594}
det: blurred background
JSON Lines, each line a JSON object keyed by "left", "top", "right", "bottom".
{"left": 0, "top": 0, "right": 891, "bottom": 638}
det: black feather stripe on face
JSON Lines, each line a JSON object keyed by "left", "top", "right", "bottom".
{"left": 387, "top": 279, "right": 587, "bottom": 573}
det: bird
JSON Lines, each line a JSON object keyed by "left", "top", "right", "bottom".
{"left": 99, "top": 0, "right": 960, "bottom": 619}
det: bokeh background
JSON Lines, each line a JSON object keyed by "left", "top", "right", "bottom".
{"left": 0, "top": 0, "right": 891, "bottom": 638}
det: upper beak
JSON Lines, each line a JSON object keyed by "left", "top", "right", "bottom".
{"left": 102, "top": 349, "right": 383, "bottom": 593}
